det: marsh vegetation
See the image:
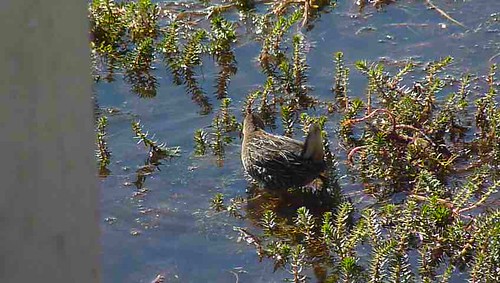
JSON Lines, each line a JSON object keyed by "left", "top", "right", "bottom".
{"left": 91, "top": 0, "right": 499, "bottom": 282}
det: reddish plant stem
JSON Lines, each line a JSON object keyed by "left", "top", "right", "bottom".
{"left": 347, "top": 145, "right": 369, "bottom": 164}
{"left": 346, "top": 108, "right": 396, "bottom": 132}
{"left": 345, "top": 108, "right": 442, "bottom": 162}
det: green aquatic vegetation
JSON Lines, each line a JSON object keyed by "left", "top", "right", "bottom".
{"left": 212, "top": 113, "right": 228, "bottom": 161}
{"left": 162, "top": 16, "right": 237, "bottom": 112}
{"left": 90, "top": 0, "right": 325, "bottom": 114}
{"left": 230, "top": 13, "right": 304, "bottom": 128}
{"left": 193, "top": 129, "right": 209, "bottom": 156}
{"left": 295, "top": 206, "right": 315, "bottom": 243}
{"left": 342, "top": 59, "right": 499, "bottom": 197}
{"left": 261, "top": 209, "right": 278, "bottom": 235}
{"left": 258, "top": 78, "right": 279, "bottom": 127}
{"left": 89, "top": 0, "right": 128, "bottom": 82}
{"left": 289, "top": 244, "right": 307, "bottom": 282}
{"left": 180, "top": 29, "right": 212, "bottom": 114}
{"left": 194, "top": 98, "right": 240, "bottom": 162}
{"left": 299, "top": 113, "right": 325, "bottom": 136}
{"left": 213, "top": 194, "right": 245, "bottom": 219}
{"left": 124, "top": 0, "right": 159, "bottom": 43}
{"left": 210, "top": 192, "right": 225, "bottom": 212}
{"left": 131, "top": 120, "right": 180, "bottom": 189}
{"left": 281, "top": 105, "right": 295, "bottom": 137}
{"left": 242, "top": 90, "right": 260, "bottom": 117}
{"left": 291, "top": 34, "right": 313, "bottom": 107}
{"left": 209, "top": 16, "right": 238, "bottom": 99}
{"left": 160, "top": 21, "right": 183, "bottom": 85}
{"left": 332, "top": 51, "right": 349, "bottom": 108}
{"left": 469, "top": 210, "right": 500, "bottom": 283}
{"left": 272, "top": 0, "right": 336, "bottom": 27}
{"left": 132, "top": 120, "right": 180, "bottom": 165}
{"left": 96, "top": 115, "right": 111, "bottom": 176}
{"left": 240, "top": 82, "right": 279, "bottom": 128}
{"left": 210, "top": 59, "right": 499, "bottom": 282}
{"left": 259, "top": 10, "right": 302, "bottom": 77}
{"left": 90, "top": 0, "right": 160, "bottom": 97}
{"left": 259, "top": 20, "right": 317, "bottom": 113}
{"left": 89, "top": 0, "right": 220, "bottom": 110}
{"left": 428, "top": 74, "right": 469, "bottom": 143}
{"left": 123, "top": 37, "right": 158, "bottom": 97}
{"left": 474, "top": 64, "right": 500, "bottom": 169}
{"left": 220, "top": 98, "right": 240, "bottom": 132}
{"left": 234, "top": 15, "right": 317, "bottom": 138}
{"left": 214, "top": 189, "right": 500, "bottom": 282}
{"left": 90, "top": 1, "right": 318, "bottom": 113}
{"left": 89, "top": 0, "right": 128, "bottom": 57}
{"left": 338, "top": 97, "right": 364, "bottom": 145}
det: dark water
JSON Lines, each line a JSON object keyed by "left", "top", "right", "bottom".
{"left": 98, "top": 1, "right": 499, "bottom": 282}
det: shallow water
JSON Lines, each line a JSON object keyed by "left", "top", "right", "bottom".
{"left": 98, "top": 1, "right": 500, "bottom": 282}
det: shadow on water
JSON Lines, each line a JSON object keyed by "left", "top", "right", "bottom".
{"left": 93, "top": 0, "right": 500, "bottom": 282}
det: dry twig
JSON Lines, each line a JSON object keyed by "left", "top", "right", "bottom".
{"left": 424, "top": 0, "right": 467, "bottom": 29}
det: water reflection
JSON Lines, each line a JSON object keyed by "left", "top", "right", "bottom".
{"left": 244, "top": 184, "right": 341, "bottom": 223}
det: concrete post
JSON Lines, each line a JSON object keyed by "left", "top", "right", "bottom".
{"left": 0, "top": 1, "right": 100, "bottom": 282}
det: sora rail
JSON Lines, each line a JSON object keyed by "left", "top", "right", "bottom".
{"left": 241, "top": 113, "right": 326, "bottom": 190}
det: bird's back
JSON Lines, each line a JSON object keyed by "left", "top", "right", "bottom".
{"left": 242, "top": 130, "right": 325, "bottom": 189}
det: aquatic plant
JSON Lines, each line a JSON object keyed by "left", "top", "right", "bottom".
{"left": 123, "top": 37, "right": 158, "bottom": 97}
{"left": 89, "top": 0, "right": 128, "bottom": 58}
{"left": 193, "top": 129, "right": 209, "bottom": 156}
{"left": 96, "top": 115, "right": 111, "bottom": 176}
{"left": 132, "top": 120, "right": 180, "bottom": 165}
{"left": 281, "top": 105, "right": 295, "bottom": 137}
{"left": 90, "top": 0, "right": 160, "bottom": 97}
{"left": 291, "top": 35, "right": 313, "bottom": 107}
{"left": 209, "top": 16, "right": 238, "bottom": 99}
{"left": 125, "top": 0, "right": 159, "bottom": 43}
{"left": 131, "top": 120, "right": 180, "bottom": 189}
{"left": 211, "top": 115, "right": 227, "bottom": 162}
{"left": 215, "top": 193, "right": 500, "bottom": 282}
{"left": 229, "top": 11, "right": 319, "bottom": 141}
{"left": 259, "top": 78, "right": 279, "bottom": 126}
{"left": 211, "top": 99, "right": 240, "bottom": 162}
{"left": 259, "top": 12, "right": 315, "bottom": 110}
{"left": 89, "top": 0, "right": 333, "bottom": 116}
{"left": 342, "top": 60, "right": 498, "bottom": 197}
{"left": 211, "top": 60, "right": 499, "bottom": 282}
{"left": 332, "top": 51, "right": 349, "bottom": 109}
{"left": 160, "top": 21, "right": 183, "bottom": 85}
{"left": 273, "top": 0, "right": 336, "bottom": 27}
{"left": 89, "top": 0, "right": 339, "bottom": 110}
{"left": 181, "top": 29, "right": 212, "bottom": 114}
{"left": 90, "top": 0, "right": 204, "bottom": 107}
{"left": 194, "top": 98, "right": 240, "bottom": 163}
{"left": 259, "top": 10, "right": 302, "bottom": 77}
{"left": 475, "top": 64, "right": 500, "bottom": 170}
{"left": 219, "top": 98, "right": 240, "bottom": 132}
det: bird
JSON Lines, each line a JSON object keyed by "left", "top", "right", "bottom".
{"left": 241, "top": 113, "right": 326, "bottom": 190}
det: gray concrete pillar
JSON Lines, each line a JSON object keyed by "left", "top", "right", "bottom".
{"left": 0, "top": 1, "right": 100, "bottom": 282}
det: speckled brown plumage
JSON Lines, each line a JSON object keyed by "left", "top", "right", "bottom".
{"left": 241, "top": 113, "right": 326, "bottom": 190}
